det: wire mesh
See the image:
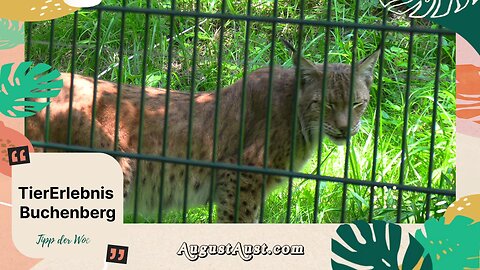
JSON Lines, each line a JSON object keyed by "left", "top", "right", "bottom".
{"left": 25, "top": 0, "right": 456, "bottom": 224}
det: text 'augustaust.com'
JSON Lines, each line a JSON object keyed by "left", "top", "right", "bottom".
{"left": 177, "top": 242, "right": 305, "bottom": 262}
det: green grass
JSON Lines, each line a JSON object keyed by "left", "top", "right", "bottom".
{"left": 28, "top": 0, "right": 456, "bottom": 223}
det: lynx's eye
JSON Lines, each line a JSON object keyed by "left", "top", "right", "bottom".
{"left": 353, "top": 101, "right": 364, "bottom": 108}
{"left": 326, "top": 103, "right": 334, "bottom": 110}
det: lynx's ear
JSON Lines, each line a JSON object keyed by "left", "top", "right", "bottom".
{"left": 356, "top": 47, "right": 381, "bottom": 85}
{"left": 281, "top": 38, "right": 317, "bottom": 78}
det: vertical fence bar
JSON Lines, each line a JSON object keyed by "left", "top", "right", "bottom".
{"left": 133, "top": 0, "right": 151, "bottom": 223}
{"left": 183, "top": 0, "right": 202, "bottom": 223}
{"left": 113, "top": 0, "right": 128, "bottom": 151}
{"left": 313, "top": 0, "right": 333, "bottom": 224}
{"left": 234, "top": 0, "right": 253, "bottom": 222}
{"left": 25, "top": 23, "right": 32, "bottom": 62}
{"left": 24, "top": 23, "right": 33, "bottom": 138}
{"left": 340, "top": 0, "right": 360, "bottom": 223}
{"left": 212, "top": 0, "right": 227, "bottom": 222}
{"left": 368, "top": 8, "right": 388, "bottom": 222}
{"left": 158, "top": 0, "right": 177, "bottom": 223}
{"left": 397, "top": 19, "right": 416, "bottom": 223}
{"left": 425, "top": 28, "right": 443, "bottom": 219}
{"left": 286, "top": 0, "right": 306, "bottom": 223}
{"left": 259, "top": 0, "right": 279, "bottom": 223}
{"left": 47, "top": 20, "right": 55, "bottom": 65}
{"left": 44, "top": 20, "right": 56, "bottom": 152}
{"left": 66, "top": 12, "right": 79, "bottom": 145}
{"left": 90, "top": 8, "right": 103, "bottom": 148}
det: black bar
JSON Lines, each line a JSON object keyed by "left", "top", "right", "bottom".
{"left": 235, "top": 0, "right": 252, "bottom": 223}
{"left": 287, "top": 0, "right": 306, "bottom": 223}
{"left": 66, "top": 12, "right": 79, "bottom": 145}
{"left": 158, "top": 0, "right": 177, "bottom": 223}
{"left": 397, "top": 19, "right": 416, "bottom": 223}
{"left": 313, "top": 0, "right": 333, "bottom": 224}
{"left": 133, "top": 0, "right": 151, "bottom": 223}
{"left": 259, "top": 0, "right": 279, "bottom": 223}
{"left": 90, "top": 8, "right": 103, "bottom": 148}
{"left": 340, "top": 0, "right": 360, "bottom": 223}
{"left": 425, "top": 28, "right": 443, "bottom": 219}
{"left": 183, "top": 0, "right": 202, "bottom": 224}
{"left": 208, "top": 0, "right": 226, "bottom": 223}
{"left": 44, "top": 20, "right": 55, "bottom": 152}
{"left": 25, "top": 22, "right": 33, "bottom": 62}
{"left": 24, "top": 22, "right": 33, "bottom": 138}
{"left": 368, "top": 8, "right": 388, "bottom": 222}
{"left": 113, "top": 0, "right": 128, "bottom": 151}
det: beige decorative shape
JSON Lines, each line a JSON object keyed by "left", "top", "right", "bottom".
{"left": 444, "top": 194, "right": 480, "bottom": 223}
{"left": 0, "top": 0, "right": 79, "bottom": 22}
{"left": 64, "top": 0, "right": 101, "bottom": 8}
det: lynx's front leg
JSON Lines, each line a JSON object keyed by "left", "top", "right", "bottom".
{"left": 216, "top": 171, "right": 262, "bottom": 223}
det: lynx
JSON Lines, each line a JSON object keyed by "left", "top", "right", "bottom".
{"left": 26, "top": 42, "right": 380, "bottom": 223}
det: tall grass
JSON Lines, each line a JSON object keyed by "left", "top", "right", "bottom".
{"left": 27, "top": 0, "right": 456, "bottom": 223}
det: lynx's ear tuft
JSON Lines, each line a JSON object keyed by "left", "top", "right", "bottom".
{"left": 281, "top": 38, "right": 317, "bottom": 79}
{"left": 280, "top": 37, "right": 296, "bottom": 54}
{"left": 356, "top": 47, "right": 381, "bottom": 83}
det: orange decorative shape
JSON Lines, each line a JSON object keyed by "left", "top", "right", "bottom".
{"left": 443, "top": 194, "right": 480, "bottom": 224}
{"left": 0, "top": 1, "right": 80, "bottom": 22}
{"left": 457, "top": 65, "right": 480, "bottom": 121}
{"left": 457, "top": 64, "right": 480, "bottom": 96}
{"left": 0, "top": 121, "right": 34, "bottom": 177}
{"left": 457, "top": 109, "right": 480, "bottom": 119}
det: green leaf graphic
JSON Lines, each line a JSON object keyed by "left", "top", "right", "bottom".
{"left": 332, "top": 220, "right": 431, "bottom": 269}
{"left": 404, "top": 234, "right": 433, "bottom": 270}
{"left": 381, "top": 0, "right": 477, "bottom": 18}
{"left": 0, "top": 62, "right": 62, "bottom": 118}
{"left": 398, "top": 0, "right": 480, "bottom": 54}
{"left": 415, "top": 216, "right": 480, "bottom": 269}
{"left": 0, "top": 19, "right": 24, "bottom": 50}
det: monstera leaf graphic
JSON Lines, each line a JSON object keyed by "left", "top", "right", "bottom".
{"left": 332, "top": 220, "right": 432, "bottom": 269}
{"left": 0, "top": 19, "right": 24, "bottom": 50}
{"left": 380, "top": 0, "right": 477, "bottom": 18}
{"left": 415, "top": 216, "right": 480, "bottom": 269}
{"left": 381, "top": 0, "right": 480, "bottom": 54}
{"left": 0, "top": 62, "right": 62, "bottom": 118}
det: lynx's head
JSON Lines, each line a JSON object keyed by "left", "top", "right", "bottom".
{"left": 283, "top": 39, "right": 380, "bottom": 145}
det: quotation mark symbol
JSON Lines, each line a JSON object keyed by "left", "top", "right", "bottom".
{"left": 7, "top": 146, "right": 30, "bottom": 166}
{"left": 106, "top": 244, "right": 128, "bottom": 264}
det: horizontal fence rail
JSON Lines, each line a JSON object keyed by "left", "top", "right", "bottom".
{"left": 83, "top": 5, "right": 454, "bottom": 35}
{"left": 31, "top": 141, "right": 456, "bottom": 197}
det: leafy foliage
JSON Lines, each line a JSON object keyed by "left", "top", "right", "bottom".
{"left": 0, "top": 19, "right": 23, "bottom": 50}
{"left": 415, "top": 216, "right": 480, "bottom": 269}
{"left": 332, "top": 220, "right": 431, "bottom": 269}
{"left": 0, "top": 62, "right": 62, "bottom": 118}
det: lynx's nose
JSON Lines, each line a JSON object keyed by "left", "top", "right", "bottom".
{"left": 338, "top": 126, "right": 349, "bottom": 137}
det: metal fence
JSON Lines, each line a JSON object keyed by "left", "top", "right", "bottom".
{"left": 25, "top": 0, "right": 456, "bottom": 223}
